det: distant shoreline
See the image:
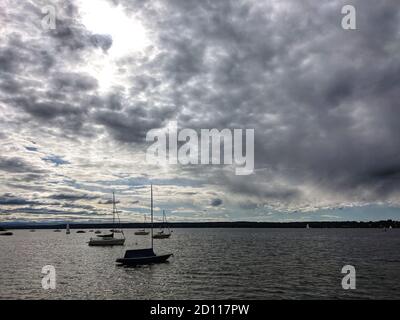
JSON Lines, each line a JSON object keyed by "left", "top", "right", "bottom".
{"left": 1, "top": 220, "right": 398, "bottom": 230}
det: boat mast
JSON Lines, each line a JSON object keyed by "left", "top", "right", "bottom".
{"left": 164, "top": 210, "right": 170, "bottom": 234}
{"left": 112, "top": 191, "right": 115, "bottom": 232}
{"left": 151, "top": 184, "right": 153, "bottom": 249}
{"left": 163, "top": 210, "right": 165, "bottom": 231}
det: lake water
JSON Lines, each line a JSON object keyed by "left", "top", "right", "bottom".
{"left": 0, "top": 228, "right": 399, "bottom": 299}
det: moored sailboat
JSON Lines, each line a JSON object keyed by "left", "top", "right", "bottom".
{"left": 66, "top": 223, "right": 70, "bottom": 234}
{"left": 116, "top": 184, "right": 172, "bottom": 266}
{"left": 135, "top": 214, "right": 150, "bottom": 235}
{"left": 153, "top": 210, "right": 171, "bottom": 239}
{"left": 88, "top": 192, "right": 125, "bottom": 246}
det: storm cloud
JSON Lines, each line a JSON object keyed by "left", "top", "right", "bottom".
{"left": 0, "top": 0, "right": 399, "bottom": 222}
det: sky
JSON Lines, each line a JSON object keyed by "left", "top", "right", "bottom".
{"left": 0, "top": 0, "right": 399, "bottom": 224}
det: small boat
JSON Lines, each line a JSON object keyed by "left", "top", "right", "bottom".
{"left": 117, "top": 184, "right": 172, "bottom": 266}
{"left": 135, "top": 230, "right": 150, "bottom": 236}
{"left": 54, "top": 229, "right": 61, "bottom": 232}
{"left": 116, "top": 248, "right": 172, "bottom": 266}
{"left": 306, "top": 224, "right": 310, "bottom": 229}
{"left": 66, "top": 223, "right": 70, "bottom": 235}
{"left": 88, "top": 192, "right": 125, "bottom": 246}
{"left": 30, "top": 229, "right": 36, "bottom": 232}
{"left": 76, "top": 230, "right": 86, "bottom": 233}
{"left": 89, "top": 235, "right": 125, "bottom": 246}
{"left": 153, "top": 210, "right": 171, "bottom": 239}
{"left": 135, "top": 214, "right": 149, "bottom": 235}
{"left": 153, "top": 230, "right": 171, "bottom": 239}
{"left": 94, "top": 230, "right": 101, "bottom": 234}
{"left": 0, "top": 231, "right": 13, "bottom": 236}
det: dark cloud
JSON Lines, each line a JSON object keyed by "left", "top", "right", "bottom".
{"left": 98, "top": 199, "right": 121, "bottom": 205}
{"left": 93, "top": 102, "right": 176, "bottom": 143}
{"left": 117, "top": 0, "right": 400, "bottom": 204}
{"left": 0, "top": 156, "right": 45, "bottom": 174}
{"left": 210, "top": 198, "right": 223, "bottom": 207}
{"left": 42, "top": 155, "right": 70, "bottom": 166}
{"left": 1, "top": 206, "right": 102, "bottom": 217}
{"left": 0, "top": 194, "right": 36, "bottom": 206}
{"left": 90, "top": 34, "right": 113, "bottom": 52}
{"left": 48, "top": 193, "right": 99, "bottom": 201}
{"left": 51, "top": 72, "right": 98, "bottom": 92}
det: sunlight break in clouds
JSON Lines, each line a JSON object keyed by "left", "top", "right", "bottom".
{"left": 78, "top": 0, "right": 150, "bottom": 91}
{"left": 79, "top": 0, "right": 149, "bottom": 56}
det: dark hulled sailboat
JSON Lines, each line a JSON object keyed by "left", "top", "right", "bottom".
{"left": 116, "top": 184, "right": 172, "bottom": 266}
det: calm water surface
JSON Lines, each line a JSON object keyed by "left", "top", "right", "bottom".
{"left": 0, "top": 228, "right": 399, "bottom": 299}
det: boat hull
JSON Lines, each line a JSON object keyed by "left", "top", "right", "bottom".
{"left": 116, "top": 253, "right": 172, "bottom": 266}
{"left": 134, "top": 231, "right": 150, "bottom": 235}
{"left": 0, "top": 232, "right": 13, "bottom": 236}
{"left": 153, "top": 234, "right": 171, "bottom": 239}
{"left": 88, "top": 238, "right": 125, "bottom": 246}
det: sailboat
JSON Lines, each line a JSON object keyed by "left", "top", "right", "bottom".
{"left": 88, "top": 192, "right": 125, "bottom": 246}
{"left": 306, "top": 224, "right": 310, "bottom": 229}
{"left": 135, "top": 214, "right": 150, "bottom": 235}
{"left": 116, "top": 184, "right": 172, "bottom": 266}
{"left": 66, "top": 223, "right": 70, "bottom": 234}
{"left": 153, "top": 210, "right": 171, "bottom": 239}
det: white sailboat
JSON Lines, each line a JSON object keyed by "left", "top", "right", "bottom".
{"left": 135, "top": 214, "right": 150, "bottom": 235}
{"left": 88, "top": 192, "right": 125, "bottom": 246}
{"left": 153, "top": 210, "right": 171, "bottom": 239}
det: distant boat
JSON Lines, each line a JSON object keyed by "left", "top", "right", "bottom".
{"left": 94, "top": 230, "right": 101, "bottom": 234}
{"left": 153, "top": 210, "right": 171, "bottom": 239}
{"left": 0, "top": 231, "right": 13, "bottom": 236}
{"left": 116, "top": 184, "right": 172, "bottom": 266}
{"left": 76, "top": 230, "right": 86, "bottom": 233}
{"left": 306, "top": 224, "right": 310, "bottom": 229}
{"left": 30, "top": 230, "right": 36, "bottom": 232}
{"left": 66, "top": 223, "right": 70, "bottom": 235}
{"left": 54, "top": 229, "right": 61, "bottom": 232}
{"left": 135, "top": 214, "right": 150, "bottom": 235}
{"left": 88, "top": 192, "right": 125, "bottom": 246}
{"left": 110, "top": 229, "right": 123, "bottom": 233}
